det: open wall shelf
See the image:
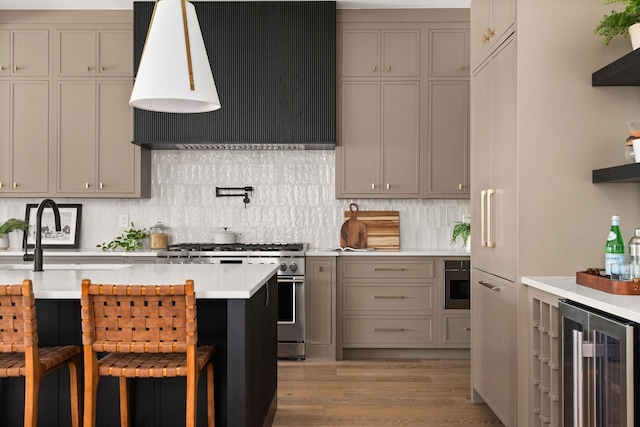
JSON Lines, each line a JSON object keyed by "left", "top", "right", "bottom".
{"left": 593, "top": 163, "right": 640, "bottom": 183}
{"left": 592, "top": 48, "right": 640, "bottom": 86}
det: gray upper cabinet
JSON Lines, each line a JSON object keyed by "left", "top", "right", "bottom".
{"left": 56, "top": 27, "right": 132, "bottom": 77}
{"left": 341, "top": 29, "right": 419, "bottom": 77}
{"left": 471, "top": 0, "right": 515, "bottom": 67}
{"left": 336, "top": 10, "right": 470, "bottom": 199}
{"left": 0, "top": 28, "right": 50, "bottom": 77}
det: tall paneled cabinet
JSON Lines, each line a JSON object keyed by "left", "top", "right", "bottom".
{"left": 336, "top": 9, "right": 470, "bottom": 199}
{"left": 0, "top": 11, "right": 150, "bottom": 199}
{"left": 470, "top": 0, "right": 640, "bottom": 425}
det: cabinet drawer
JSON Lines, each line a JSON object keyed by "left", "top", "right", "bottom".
{"left": 343, "top": 284, "right": 433, "bottom": 311}
{"left": 341, "top": 259, "right": 435, "bottom": 279}
{"left": 342, "top": 316, "right": 434, "bottom": 347}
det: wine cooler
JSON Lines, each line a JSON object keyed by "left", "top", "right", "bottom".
{"left": 559, "top": 300, "right": 639, "bottom": 426}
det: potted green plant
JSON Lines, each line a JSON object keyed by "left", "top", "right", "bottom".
{"left": 451, "top": 220, "right": 471, "bottom": 251}
{"left": 97, "top": 223, "right": 148, "bottom": 251}
{"left": 595, "top": 0, "right": 640, "bottom": 48}
{"left": 0, "top": 218, "right": 29, "bottom": 250}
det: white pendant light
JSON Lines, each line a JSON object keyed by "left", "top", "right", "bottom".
{"left": 129, "top": 0, "right": 221, "bottom": 113}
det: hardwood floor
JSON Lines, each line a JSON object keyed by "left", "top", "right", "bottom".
{"left": 273, "top": 359, "right": 504, "bottom": 426}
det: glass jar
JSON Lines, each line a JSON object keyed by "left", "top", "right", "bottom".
{"left": 149, "top": 221, "right": 169, "bottom": 250}
{"left": 626, "top": 138, "right": 636, "bottom": 164}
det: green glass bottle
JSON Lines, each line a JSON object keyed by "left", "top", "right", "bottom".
{"left": 605, "top": 215, "right": 625, "bottom": 277}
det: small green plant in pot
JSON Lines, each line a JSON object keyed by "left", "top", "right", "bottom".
{"left": 451, "top": 220, "right": 471, "bottom": 249}
{"left": 97, "top": 223, "right": 148, "bottom": 251}
{"left": 595, "top": 0, "right": 640, "bottom": 46}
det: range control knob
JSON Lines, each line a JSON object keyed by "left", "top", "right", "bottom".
{"left": 290, "top": 262, "right": 298, "bottom": 272}
{"left": 279, "top": 262, "right": 287, "bottom": 272}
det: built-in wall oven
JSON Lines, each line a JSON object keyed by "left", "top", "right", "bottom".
{"left": 158, "top": 243, "right": 307, "bottom": 359}
{"left": 560, "top": 299, "right": 639, "bottom": 426}
{"left": 444, "top": 260, "right": 471, "bottom": 309}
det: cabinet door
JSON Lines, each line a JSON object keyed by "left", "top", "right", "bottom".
{"left": 471, "top": 36, "right": 516, "bottom": 281}
{"left": 0, "top": 82, "right": 9, "bottom": 192}
{"left": 0, "top": 30, "right": 9, "bottom": 77}
{"left": 306, "top": 258, "right": 335, "bottom": 346}
{"left": 382, "top": 30, "right": 419, "bottom": 77}
{"left": 341, "top": 30, "right": 380, "bottom": 77}
{"left": 471, "top": 269, "right": 516, "bottom": 426}
{"left": 492, "top": 0, "right": 515, "bottom": 48}
{"left": 442, "top": 313, "right": 470, "bottom": 346}
{"left": 98, "top": 30, "right": 132, "bottom": 76}
{"left": 97, "top": 81, "right": 135, "bottom": 194}
{"left": 429, "top": 30, "right": 468, "bottom": 76}
{"left": 12, "top": 81, "right": 49, "bottom": 193}
{"left": 488, "top": 37, "right": 517, "bottom": 282}
{"left": 12, "top": 30, "right": 49, "bottom": 76}
{"left": 338, "top": 81, "right": 381, "bottom": 195}
{"left": 57, "top": 30, "right": 95, "bottom": 76}
{"left": 426, "top": 81, "right": 469, "bottom": 198}
{"left": 471, "top": 0, "right": 492, "bottom": 65}
{"left": 470, "top": 59, "right": 492, "bottom": 273}
{"left": 57, "top": 81, "right": 96, "bottom": 193}
{"left": 381, "top": 81, "right": 420, "bottom": 195}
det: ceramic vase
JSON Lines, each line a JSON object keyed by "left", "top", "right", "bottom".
{"left": 629, "top": 23, "right": 640, "bottom": 50}
{"left": 0, "top": 234, "right": 9, "bottom": 250}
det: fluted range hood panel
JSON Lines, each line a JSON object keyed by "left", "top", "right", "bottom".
{"left": 132, "top": 1, "right": 336, "bottom": 150}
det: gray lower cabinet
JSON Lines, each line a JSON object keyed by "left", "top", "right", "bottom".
{"left": 472, "top": 268, "right": 517, "bottom": 427}
{"left": 337, "top": 256, "right": 437, "bottom": 358}
{"left": 305, "top": 257, "right": 337, "bottom": 360}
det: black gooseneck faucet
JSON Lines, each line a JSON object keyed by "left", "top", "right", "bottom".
{"left": 23, "top": 199, "right": 61, "bottom": 272}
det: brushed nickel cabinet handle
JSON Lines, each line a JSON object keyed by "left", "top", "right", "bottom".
{"left": 374, "top": 328, "right": 405, "bottom": 332}
{"left": 373, "top": 268, "right": 406, "bottom": 271}
{"left": 373, "top": 295, "right": 405, "bottom": 299}
{"left": 478, "top": 280, "right": 500, "bottom": 292}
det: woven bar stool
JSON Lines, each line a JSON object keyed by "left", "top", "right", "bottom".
{"left": 0, "top": 279, "right": 82, "bottom": 427}
{"left": 80, "top": 279, "right": 215, "bottom": 427}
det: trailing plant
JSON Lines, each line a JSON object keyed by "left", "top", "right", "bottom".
{"left": 450, "top": 221, "right": 471, "bottom": 248}
{"left": 0, "top": 218, "right": 29, "bottom": 235}
{"left": 595, "top": 0, "right": 640, "bottom": 45}
{"left": 97, "top": 222, "right": 148, "bottom": 251}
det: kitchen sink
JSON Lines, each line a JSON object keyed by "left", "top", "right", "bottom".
{"left": 0, "top": 264, "right": 131, "bottom": 271}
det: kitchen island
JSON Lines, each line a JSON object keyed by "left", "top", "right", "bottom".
{"left": 0, "top": 263, "right": 279, "bottom": 427}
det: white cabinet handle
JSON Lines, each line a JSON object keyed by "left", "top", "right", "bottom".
{"left": 487, "top": 188, "right": 496, "bottom": 248}
{"left": 480, "top": 190, "right": 487, "bottom": 247}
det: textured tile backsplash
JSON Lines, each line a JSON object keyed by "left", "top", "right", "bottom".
{"left": 0, "top": 151, "right": 469, "bottom": 249}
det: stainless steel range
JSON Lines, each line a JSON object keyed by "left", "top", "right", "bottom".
{"left": 157, "top": 242, "right": 308, "bottom": 359}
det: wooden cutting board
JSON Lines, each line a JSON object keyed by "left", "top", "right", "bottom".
{"left": 342, "top": 209, "right": 399, "bottom": 249}
{"left": 340, "top": 203, "right": 368, "bottom": 249}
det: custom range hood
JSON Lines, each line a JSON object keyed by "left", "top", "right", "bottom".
{"left": 132, "top": 1, "right": 336, "bottom": 150}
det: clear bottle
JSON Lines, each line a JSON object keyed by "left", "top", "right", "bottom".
{"left": 605, "top": 215, "right": 625, "bottom": 277}
{"left": 629, "top": 228, "right": 640, "bottom": 264}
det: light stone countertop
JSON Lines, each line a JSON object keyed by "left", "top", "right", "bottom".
{"left": 522, "top": 276, "right": 640, "bottom": 323}
{"left": 0, "top": 248, "right": 158, "bottom": 257}
{"left": 306, "top": 247, "right": 471, "bottom": 257}
{"left": 0, "top": 263, "right": 278, "bottom": 300}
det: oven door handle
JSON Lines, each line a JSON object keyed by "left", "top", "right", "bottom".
{"left": 277, "top": 277, "right": 304, "bottom": 284}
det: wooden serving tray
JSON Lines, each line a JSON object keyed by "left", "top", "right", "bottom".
{"left": 576, "top": 271, "right": 640, "bottom": 295}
